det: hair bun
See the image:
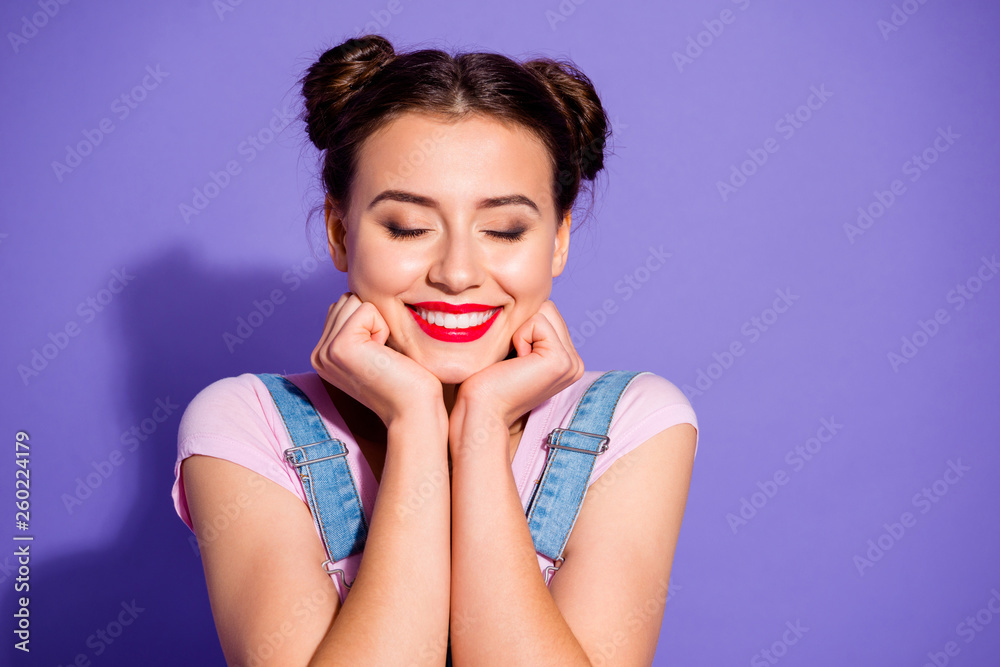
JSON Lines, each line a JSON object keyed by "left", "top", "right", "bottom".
{"left": 300, "top": 35, "right": 395, "bottom": 150}
{"left": 524, "top": 58, "right": 609, "bottom": 181}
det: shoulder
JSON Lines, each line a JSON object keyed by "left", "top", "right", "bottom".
{"left": 577, "top": 370, "right": 697, "bottom": 432}
{"left": 174, "top": 373, "right": 306, "bottom": 529}
{"left": 618, "top": 371, "right": 697, "bottom": 434}
{"left": 618, "top": 370, "right": 694, "bottom": 410}
{"left": 181, "top": 373, "right": 268, "bottom": 411}
{"left": 177, "top": 373, "right": 274, "bottom": 443}
{"left": 576, "top": 370, "right": 699, "bottom": 479}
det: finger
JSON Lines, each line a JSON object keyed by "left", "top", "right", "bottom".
{"left": 526, "top": 301, "right": 574, "bottom": 357}
{"left": 530, "top": 301, "right": 583, "bottom": 378}
{"left": 313, "top": 300, "right": 393, "bottom": 389}
{"left": 511, "top": 311, "right": 557, "bottom": 357}
{"left": 312, "top": 293, "right": 358, "bottom": 370}
{"left": 535, "top": 300, "right": 576, "bottom": 356}
{"left": 327, "top": 292, "right": 362, "bottom": 335}
{"left": 342, "top": 300, "right": 391, "bottom": 347}
{"left": 317, "top": 293, "right": 350, "bottom": 340}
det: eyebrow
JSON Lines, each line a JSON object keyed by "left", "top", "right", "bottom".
{"left": 367, "top": 189, "right": 540, "bottom": 216}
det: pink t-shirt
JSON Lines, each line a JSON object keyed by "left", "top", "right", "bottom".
{"left": 171, "top": 370, "right": 698, "bottom": 604}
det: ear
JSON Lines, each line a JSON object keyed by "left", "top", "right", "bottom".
{"left": 325, "top": 196, "right": 349, "bottom": 273}
{"left": 552, "top": 209, "right": 572, "bottom": 277}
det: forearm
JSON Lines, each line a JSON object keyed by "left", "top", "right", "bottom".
{"left": 448, "top": 402, "right": 592, "bottom": 666}
{"left": 310, "top": 410, "right": 452, "bottom": 666}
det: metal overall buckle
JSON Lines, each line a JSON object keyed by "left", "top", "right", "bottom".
{"left": 322, "top": 559, "right": 355, "bottom": 590}
{"left": 283, "top": 441, "right": 349, "bottom": 467}
{"left": 544, "top": 557, "right": 566, "bottom": 584}
{"left": 539, "top": 427, "right": 610, "bottom": 583}
{"left": 545, "top": 428, "right": 610, "bottom": 455}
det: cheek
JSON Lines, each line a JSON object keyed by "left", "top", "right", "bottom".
{"left": 493, "top": 256, "right": 552, "bottom": 332}
{"left": 348, "top": 239, "right": 419, "bottom": 296}
{"left": 494, "top": 245, "right": 552, "bottom": 295}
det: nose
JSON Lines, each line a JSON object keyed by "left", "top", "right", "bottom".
{"left": 426, "top": 228, "right": 485, "bottom": 294}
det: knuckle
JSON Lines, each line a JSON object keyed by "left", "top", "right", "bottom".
{"left": 560, "top": 354, "right": 575, "bottom": 373}
{"left": 328, "top": 338, "right": 347, "bottom": 360}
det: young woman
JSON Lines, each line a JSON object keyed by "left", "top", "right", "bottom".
{"left": 172, "top": 35, "right": 698, "bottom": 666}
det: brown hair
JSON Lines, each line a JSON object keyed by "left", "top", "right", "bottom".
{"left": 298, "top": 34, "right": 613, "bottom": 231}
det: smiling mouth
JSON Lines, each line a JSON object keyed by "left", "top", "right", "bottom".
{"left": 406, "top": 304, "right": 501, "bottom": 330}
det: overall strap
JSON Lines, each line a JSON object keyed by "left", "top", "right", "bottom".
{"left": 256, "top": 373, "right": 369, "bottom": 591}
{"left": 525, "top": 370, "right": 646, "bottom": 579}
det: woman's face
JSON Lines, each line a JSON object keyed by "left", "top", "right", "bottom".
{"left": 325, "top": 111, "right": 571, "bottom": 385}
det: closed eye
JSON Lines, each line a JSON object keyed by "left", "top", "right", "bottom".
{"left": 385, "top": 226, "right": 425, "bottom": 240}
{"left": 485, "top": 229, "right": 525, "bottom": 243}
{"left": 383, "top": 225, "right": 526, "bottom": 243}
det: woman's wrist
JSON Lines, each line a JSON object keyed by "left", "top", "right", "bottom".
{"left": 448, "top": 396, "right": 509, "bottom": 461}
{"left": 386, "top": 401, "right": 450, "bottom": 442}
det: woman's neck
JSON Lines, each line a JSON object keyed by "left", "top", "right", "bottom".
{"left": 442, "top": 382, "right": 459, "bottom": 417}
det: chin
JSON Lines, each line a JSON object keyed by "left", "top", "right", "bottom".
{"left": 420, "top": 348, "right": 510, "bottom": 385}
{"left": 432, "top": 370, "right": 474, "bottom": 385}
{"left": 425, "top": 360, "right": 484, "bottom": 385}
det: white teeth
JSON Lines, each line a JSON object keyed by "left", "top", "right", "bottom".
{"left": 416, "top": 307, "right": 498, "bottom": 329}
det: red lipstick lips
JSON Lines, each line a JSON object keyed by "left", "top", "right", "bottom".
{"left": 407, "top": 302, "right": 500, "bottom": 342}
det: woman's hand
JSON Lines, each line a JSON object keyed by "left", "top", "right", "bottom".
{"left": 311, "top": 292, "right": 444, "bottom": 427}
{"left": 453, "top": 299, "right": 585, "bottom": 434}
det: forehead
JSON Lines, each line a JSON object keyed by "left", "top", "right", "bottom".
{"left": 351, "top": 111, "right": 555, "bottom": 213}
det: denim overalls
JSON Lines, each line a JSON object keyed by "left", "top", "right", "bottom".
{"left": 257, "top": 369, "right": 644, "bottom": 665}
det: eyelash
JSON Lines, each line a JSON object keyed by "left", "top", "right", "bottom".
{"left": 384, "top": 225, "right": 526, "bottom": 243}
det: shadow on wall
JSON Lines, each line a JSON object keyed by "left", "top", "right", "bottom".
{"left": 2, "top": 243, "right": 342, "bottom": 666}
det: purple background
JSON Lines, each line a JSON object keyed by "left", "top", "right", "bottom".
{"left": 2, "top": 0, "right": 999, "bottom": 664}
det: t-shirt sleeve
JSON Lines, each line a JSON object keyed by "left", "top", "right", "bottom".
{"left": 589, "top": 371, "right": 699, "bottom": 485}
{"left": 171, "top": 373, "right": 302, "bottom": 533}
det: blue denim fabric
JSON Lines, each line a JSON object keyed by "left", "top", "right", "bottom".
{"left": 257, "top": 369, "right": 643, "bottom": 665}
{"left": 256, "top": 373, "right": 368, "bottom": 580}
{"left": 525, "top": 370, "right": 644, "bottom": 564}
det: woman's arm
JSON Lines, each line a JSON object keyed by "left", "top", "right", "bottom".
{"left": 311, "top": 407, "right": 452, "bottom": 664}
{"left": 448, "top": 402, "right": 593, "bottom": 665}
{"left": 448, "top": 405, "right": 696, "bottom": 666}
{"left": 548, "top": 422, "right": 696, "bottom": 665}
{"left": 182, "top": 406, "right": 452, "bottom": 666}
